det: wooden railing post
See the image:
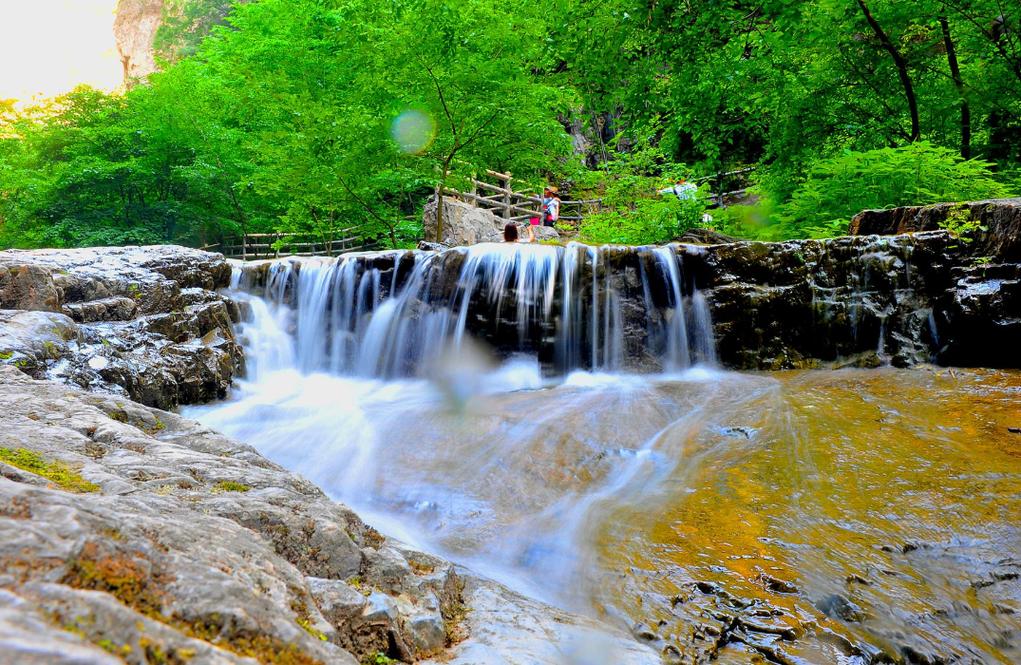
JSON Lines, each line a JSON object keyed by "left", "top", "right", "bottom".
{"left": 502, "top": 174, "right": 512, "bottom": 220}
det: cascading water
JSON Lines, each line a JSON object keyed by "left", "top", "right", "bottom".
{"left": 188, "top": 241, "right": 1021, "bottom": 664}
{"left": 243, "top": 242, "right": 717, "bottom": 377}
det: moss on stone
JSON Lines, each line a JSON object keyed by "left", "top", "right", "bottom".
{"left": 0, "top": 350, "right": 12, "bottom": 360}
{"left": 211, "top": 480, "right": 250, "bottom": 493}
{"left": 41, "top": 340, "right": 60, "bottom": 360}
{"left": 63, "top": 542, "right": 166, "bottom": 617}
{"left": 144, "top": 417, "right": 167, "bottom": 436}
{"left": 64, "top": 542, "right": 323, "bottom": 665}
{"left": 97, "top": 638, "right": 133, "bottom": 657}
{"left": 441, "top": 575, "right": 469, "bottom": 646}
{"left": 0, "top": 448, "right": 99, "bottom": 493}
{"left": 291, "top": 599, "right": 329, "bottom": 643}
{"left": 108, "top": 409, "right": 129, "bottom": 423}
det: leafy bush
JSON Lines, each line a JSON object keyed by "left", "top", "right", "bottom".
{"left": 939, "top": 204, "right": 985, "bottom": 246}
{"left": 576, "top": 139, "right": 709, "bottom": 245}
{"left": 777, "top": 142, "right": 1011, "bottom": 238}
{"left": 579, "top": 196, "right": 705, "bottom": 245}
{"left": 710, "top": 201, "right": 781, "bottom": 240}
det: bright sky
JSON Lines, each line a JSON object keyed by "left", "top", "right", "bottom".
{"left": 0, "top": 0, "right": 122, "bottom": 103}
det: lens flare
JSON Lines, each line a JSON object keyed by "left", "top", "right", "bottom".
{"left": 390, "top": 110, "right": 436, "bottom": 154}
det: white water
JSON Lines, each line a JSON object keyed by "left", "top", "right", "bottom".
{"left": 189, "top": 243, "right": 726, "bottom": 615}
{"left": 184, "top": 244, "right": 1021, "bottom": 664}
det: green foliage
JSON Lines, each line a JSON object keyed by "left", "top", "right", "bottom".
{"left": 1, "top": 0, "right": 573, "bottom": 251}
{"left": 3, "top": 0, "right": 1021, "bottom": 250}
{"left": 775, "top": 143, "right": 1010, "bottom": 238}
{"left": 0, "top": 447, "right": 100, "bottom": 493}
{"left": 362, "top": 653, "right": 396, "bottom": 665}
{"left": 940, "top": 204, "right": 985, "bottom": 244}
{"left": 153, "top": 0, "right": 234, "bottom": 65}
{"left": 577, "top": 140, "right": 708, "bottom": 245}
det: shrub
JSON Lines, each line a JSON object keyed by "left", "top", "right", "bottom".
{"left": 777, "top": 142, "right": 1011, "bottom": 239}
{"left": 576, "top": 145, "right": 710, "bottom": 245}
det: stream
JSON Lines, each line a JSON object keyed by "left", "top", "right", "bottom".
{"left": 186, "top": 245, "right": 1021, "bottom": 663}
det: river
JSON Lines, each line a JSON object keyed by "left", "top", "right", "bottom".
{"left": 186, "top": 245, "right": 1021, "bottom": 663}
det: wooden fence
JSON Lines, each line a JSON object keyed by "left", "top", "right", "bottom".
{"left": 216, "top": 229, "right": 379, "bottom": 261}
{"left": 444, "top": 166, "right": 756, "bottom": 224}
{"left": 443, "top": 170, "right": 602, "bottom": 225}
{"left": 201, "top": 167, "right": 756, "bottom": 259}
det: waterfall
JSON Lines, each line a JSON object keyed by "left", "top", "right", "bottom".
{"left": 240, "top": 242, "right": 716, "bottom": 378}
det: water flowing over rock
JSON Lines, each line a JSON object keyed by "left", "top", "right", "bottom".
{"left": 236, "top": 243, "right": 717, "bottom": 378}
{"left": 850, "top": 198, "right": 1021, "bottom": 367}
{"left": 202, "top": 273, "right": 1021, "bottom": 664}
{"left": 236, "top": 216, "right": 1021, "bottom": 375}
{"left": 0, "top": 246, "right": 242, "bottom": 409}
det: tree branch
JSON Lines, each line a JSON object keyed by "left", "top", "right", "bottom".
{"left": 855, "top": 0, "right": 921, "bottom": 141}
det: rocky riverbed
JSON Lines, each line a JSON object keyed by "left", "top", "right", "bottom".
{"left": 1, "top": 200, "right": 1019, "bottom": 664}
{"left": 0, "top": 246, "right": 242, "bottom": 410}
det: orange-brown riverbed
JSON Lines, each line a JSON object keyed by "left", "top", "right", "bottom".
{"left": 193, "top": 366, "right": 1021, "bottom": 663}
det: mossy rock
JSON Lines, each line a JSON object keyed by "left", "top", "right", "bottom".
{"left": 0, "top": 448, "right": 99, "bottom": 493}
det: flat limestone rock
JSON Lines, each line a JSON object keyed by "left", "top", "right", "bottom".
{"left": 0, "top": 366, "right": 655, "bottom": 665}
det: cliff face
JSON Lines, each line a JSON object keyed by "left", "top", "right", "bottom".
{"left": 113, "top": 0, "right": 237, "bottom": 87}
{"left": 114, "top": 0, "right": 163, "bottom": 85}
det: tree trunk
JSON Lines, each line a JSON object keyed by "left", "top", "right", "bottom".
{"left": 433, "top": 185, "right": 444, "bottom": 243}
{"left": 857, "top": 0, "right": 921, "bottom": 142}
{"left": 434, "top": 157, "right": 453, "bottom": 243}
{"left": 939, "top": 16, "right": 971, "bottom": 159}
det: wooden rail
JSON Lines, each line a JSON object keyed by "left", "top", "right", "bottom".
{"left": 220, "top": 229, "right": 380, "bottom": 260}
{"left": 445, "top": 166, "right": 756, "bottom": 226}
{"left": 444, "top": 171, "right": 602, "bottom": 225}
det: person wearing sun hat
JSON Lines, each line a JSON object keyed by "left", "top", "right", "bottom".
{"left": 542, "top": 186, "right": 561, "bottom": 228}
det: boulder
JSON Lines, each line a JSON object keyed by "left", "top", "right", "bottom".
{"left": 423, "top": 196, "right": 561, "bottom": 246}
{"left": 675, "top": 227, "right": 739, "bottom": 245}
{"left": 850, "top": 197, "right": 1021, "bottom": 260}
{"left": 424, "top": 196, "right": 506, "bottom": 245}
{"left": 0, "top": 246, "right": 241, "bottom": 409}
{"left": 0, "top": 263, "right": 61, "bottom": 312}
{"left": 531, "top": 225, "right": 561, "bottom": 243}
